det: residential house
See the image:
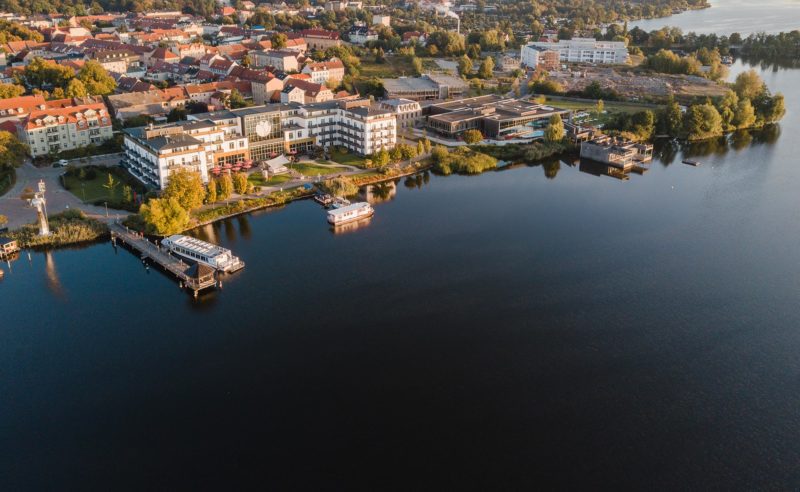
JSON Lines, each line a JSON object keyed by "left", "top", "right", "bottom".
{"left": 252, "top": 49, "right": 299, "bottom": 72}
{"left": 301, "top": 59, "right": 345, "bottom": 85}
{"left": 18, "top": 98, "right": 114, "bottom": 157}
{"left": 292, "top": 29, "right": 341, "bottom": 50}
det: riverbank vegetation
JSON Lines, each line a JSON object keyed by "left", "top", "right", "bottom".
{"left": 472, "top": 141, "right": 574, "bottom": 163}
{"left": 431, "top": 146, "right": 497, "bottom": 175}
{"left": 601, "top": 70, "right": 785, "bottom": 141}
{"left": 322, "top": 176, "right": 359, "bottom": 197}
{"left": 8, "top": 209, "right": 108, "bottom": 248}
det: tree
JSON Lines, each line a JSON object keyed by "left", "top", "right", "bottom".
{"left": 683, "top": 103, "right": 723, "bottom": 141}
{"left": 544, "top": 114, "right": 565, "bottom": 142}
{"left": 65, "top": 78, "right": 87, "bottom": 98}
{"left": 595, "top": 99, "right": 605, "bottom": 119}
{"left": 324, "top": 176, "right": 357, "bottom": 197}
{"left": 206, "top": 178, "right": 218, "bottom": 204}
{"left": 0, "top": 131, "right": 28, "bottom": 169}
{"left": 218, "top": 174, "right": 234, "bottom": 200}
{"left": 716, "top": 90, "right": 739, "bottom": 131}
{"left": 163, "top": 168, "right": 205, "bottom": 211}
{"left": 20, "top": 57, "right": 74, "bottom": 91}
{"left": 431, "top": 145, "right": 449, "bottom": 163}
{"left": 411, "top": 56, "right": 423, "bottom": 76}
{"left": 102, "top": 172, "right": 118, "bottom": 198}
{"left": 0, "top": 82, "right": 24, "bottom": 98}
{"left": 734, "top": 98, "right": 756, "bottom": 129}
{"left": 457, "top": 54, "right": 472, "bottom": 77}
{"left": 167, "top": 107, "right": 187, "bottom": 122}
{"left": 77, "top": 60, "right": 116, "bottom": 95}
{"left": 733, "top": 69, "right": 765, "bottom": 100}
{"left": 373, "top": 148, "right": 390, "bottom": 167}
{"left": 423, "top": 138, "right": 432, "bottom": 153}
{"left": 233, "top": 172, "right": 248, "bottom": 194}
{"left": 660, "top": 98, "right": 683, "bottom": 136}
{"left": 122, "top": 185, "right": 132, "bottom": 204}
{"left": 271, "top": 32, "right": 287, "bottom": 49}
{"left": 227, "top": 89, "right": 249, "bottom": 109}
{"left": 416, "top": 140, "right": 425, "bottom": 155}
{"left": 462, "top": 129, "right": 483, "bottom": 144}
{"left": 478, "top": 56, "right": 494, "bottom": 79}
{"left": 390, "top": 146, "right": 403, "bottom": 162}
{"left": 139, "top": 197, "right": 190, "bottom": 236}
{"left": 531, "top": 79, "right": 563, "bottom": 95}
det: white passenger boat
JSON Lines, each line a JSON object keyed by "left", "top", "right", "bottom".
{"left": 327, "top": 202, "right": 374, "bottom": 226}
{"left": 161, "top": 235, "right": 245, "bottom": 273}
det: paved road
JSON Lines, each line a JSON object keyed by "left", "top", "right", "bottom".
{"left": 0, "top": 160, "right": 129, "bottom": 230}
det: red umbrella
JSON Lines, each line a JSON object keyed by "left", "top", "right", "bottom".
{"left": 223, "top": 163, "right": 233, "bottom": 169}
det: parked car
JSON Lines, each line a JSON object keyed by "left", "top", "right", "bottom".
{"left": 54, "top": 159, "right": 69, "bottom": 167}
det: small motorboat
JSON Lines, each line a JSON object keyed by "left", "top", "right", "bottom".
{"left": 682, "top": 159, "right": 700, "bottom": 166}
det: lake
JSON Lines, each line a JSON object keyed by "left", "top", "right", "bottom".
{"left": 4, "top": 60, "right": 800, "bottom": 488}
{"left": 631, "top": 0, "right": 800, "bottom": 35}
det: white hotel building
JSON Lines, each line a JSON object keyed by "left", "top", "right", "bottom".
{"left": 122, "top": 120, "right": 249, "bottom": 189}
{"left": 123, "top": 99, "right": 396, "bottom": 189}
{"left": 521, "top": 38, "right": 629, "bottom": 66}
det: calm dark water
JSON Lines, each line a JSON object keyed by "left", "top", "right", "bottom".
{"left": 631, "top": 0, "right": 800, "bottom": 35}
{"left": 4, "top": 61, "right": 800, "bottom": 489}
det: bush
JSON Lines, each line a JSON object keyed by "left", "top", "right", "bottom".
{"left": 8, "top": 209, "right": 108, "bottom": 248}
{"left": 432, "top": 147, "right": 497, "bottom": 175}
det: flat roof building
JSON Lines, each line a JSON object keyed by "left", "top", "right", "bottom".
{"left": 382, "top": 74, "right": 469, "bottom": 101}
{"left": 426, "top": 95, "right": 570, "bottom": 139}
{"left": 521, "top": 37, "right": 628, "bottom": 66}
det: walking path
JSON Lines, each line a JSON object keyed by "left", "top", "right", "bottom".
{"left": 0, "top": 161, "right": 129, "bottom": 230}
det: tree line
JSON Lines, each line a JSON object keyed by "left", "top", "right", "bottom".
{"left": 603, "top": 70, "right": 785, "bottom": 141}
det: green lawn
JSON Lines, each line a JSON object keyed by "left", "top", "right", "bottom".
{"left": 359, "top": 55, "right": 419, "bottom": 78}
{"left": 248, "top": 172, "right": 291, "bottom": 187}
{"left": 63, "top": 168, "right": 135, "bottom": 203}
{"left": 543, "top": 97, "right": 661, "bottom": 125}
{"left": 289, "top": 162, "right": 346, "bottom": 176}
{"left": 329, "top": 148, "right": 366, "bottom": 168}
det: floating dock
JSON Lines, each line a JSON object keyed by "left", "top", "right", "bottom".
{"left": 110, "top": 223, "right": 218, "bottom": 297}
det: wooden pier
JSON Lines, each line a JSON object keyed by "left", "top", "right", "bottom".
{"left": 109, "top": 223, "right": 218, "bottom": 297}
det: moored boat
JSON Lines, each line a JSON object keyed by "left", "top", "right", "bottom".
{"left": 161, "top": 235, "right": 244, "bottom": 273}
{"left": 682, "top": 159, "right": 700, "bottom": 166}
{"left": 327, "top": 202, "right": 374, "bottom": 226}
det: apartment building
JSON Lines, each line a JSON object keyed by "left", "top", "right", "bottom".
{"left": 252, "top": 49, "right": 299, "bottom": 71}
{"left": 122, "top": 119, "right": 249, "bottom": 189}
{"left": 521, "top": 38, "right": 629, "bottom": 66}
{"left": 18, "top": 99, "right": 114, "bottom": 157}
{"left": 301, "top": 59, "right": 345, "bottom": 84}
{"left": 379, "top": 98, "right": 422, "bottom": 128}
{"left": 292, "top": 29, "right": 341, "bottom": 50}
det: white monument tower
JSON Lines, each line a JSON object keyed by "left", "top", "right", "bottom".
{"left": 29, "top": 179, "right": 50, "bottom": 236}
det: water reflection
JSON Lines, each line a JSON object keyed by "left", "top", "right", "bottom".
{"left": 43, "top": 251, "right": 65, "bottom": 299}
{"left": 543, "top": 160, "right": 560, "bottom": 180}
{"left": 236, "top": 216, "right": 252, "bottom": 240}
{"left": 403, "top": 172, "right": 431, "bottom": 190}
{"left": 363, "top": 181, "right": 397, "bottom": 204}
{"left": 578, "top": 159, "right": 631, "bottom": 181}
{"left": 329, "top": 216, "right": 373, "bottom": 235}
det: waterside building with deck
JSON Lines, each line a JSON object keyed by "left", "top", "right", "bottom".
{"left": 580, "top": 134, "right": 653, "bottom": 170}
